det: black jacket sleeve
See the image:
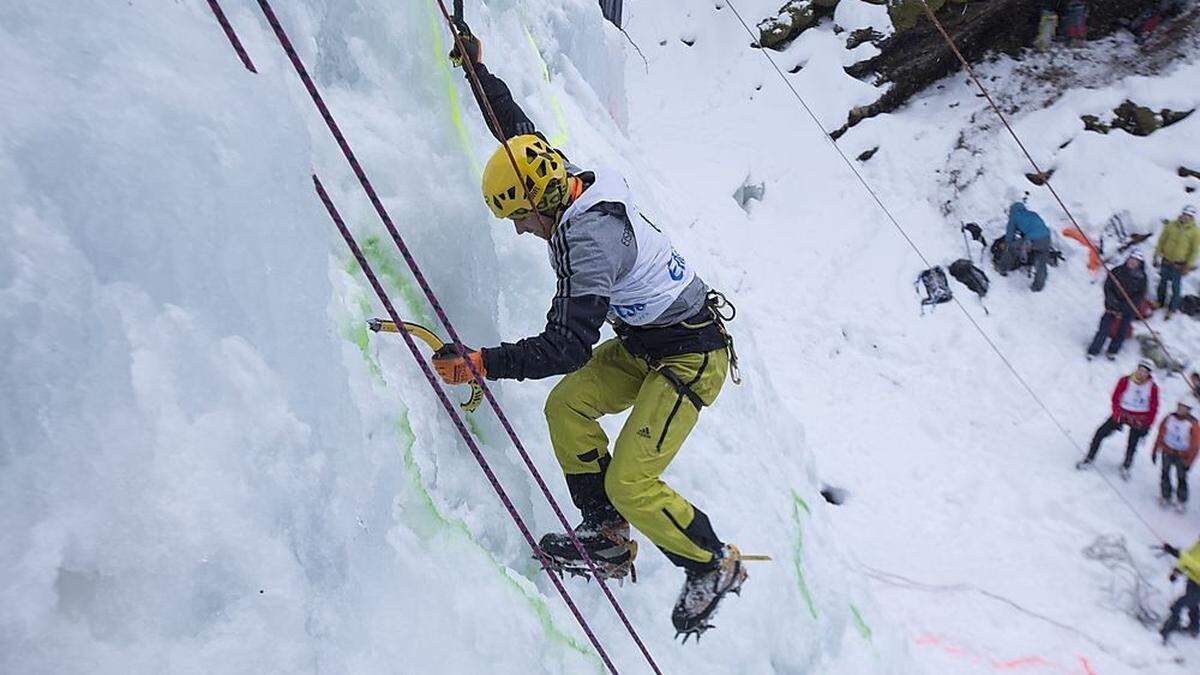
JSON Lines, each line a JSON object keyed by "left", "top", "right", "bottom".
{"left": 481, "top": 295, "right": 609, "bottom": 381}
{"left": 466, "top": 62, "right": 537, "bottom": 142}
{"left": 1105, "top": 268, "right": 1147, "bottom": 311}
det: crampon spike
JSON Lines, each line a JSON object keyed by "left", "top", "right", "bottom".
{"left": 675, "top": 623, "right": 713, "bottom": 644}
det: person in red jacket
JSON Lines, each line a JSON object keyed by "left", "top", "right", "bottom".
{"left": 1153, "top": 401, "right": 1200, "bottom": 513}
{"left": 1077, "top": 360, "right": 1159, "bottom": 479}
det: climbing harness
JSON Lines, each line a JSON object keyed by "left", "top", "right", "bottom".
{"left": 368, "top": 318, "right": 484, "bottom": 412}
{"left": 613, "top": 289, "right": 743, "bottom": 413}
{"left": 703, "top": 290, "right": 742, "bottom": 385}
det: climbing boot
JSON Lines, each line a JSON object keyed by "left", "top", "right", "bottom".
{"left": 537, "top": 516, "right": 636, "bottom": 582}
{"left": 672, "top": 544, "right": 748, "bottom": 642}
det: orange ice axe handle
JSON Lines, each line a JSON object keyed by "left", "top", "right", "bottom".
{"left": 368, "top": 318, "right": 485, "bottom": 413}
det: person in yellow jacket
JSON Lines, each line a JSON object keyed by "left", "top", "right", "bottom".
{"left": 1158, "top": 537, "right": 1200, "bottom": 643}
{"left": 1153, "top": 205, "right": 1199, "bottom": 319}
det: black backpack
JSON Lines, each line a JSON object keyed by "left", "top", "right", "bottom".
{"left": 917, "top": 266, "right": 953, "bottom": 309}
{"left": 949, "top": 258, "right": 990, "bottom": 298}
{"left": 1182, "top": 295, "right": 1200, "bottom": 317}
{"left": 990, "top": 237, "right": 1018, "bottom": 272}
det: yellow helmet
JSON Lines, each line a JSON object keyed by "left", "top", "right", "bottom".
{"left": 481, "top": 134, "right": 568, "bottom": 219}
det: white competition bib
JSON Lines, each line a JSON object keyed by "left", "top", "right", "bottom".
{"left": 1119, "top": 379, "right": 1153, "bottom": 413}
{"left": 560, "top": 168, "right": 695, "bottom": 326}
{"left": 1164, "top": 415, "right": 1192, "bottom": 451}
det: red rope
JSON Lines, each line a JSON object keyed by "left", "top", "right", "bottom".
{"left": 251, "top": 1, "right": 661, "bottom": 671}
{"left": 313, "top": 174, "right": 620, "bottom": 674}
{"left": 203, "top": 0, "right": 257, "bottom": 73}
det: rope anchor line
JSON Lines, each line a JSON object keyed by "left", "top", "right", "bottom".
{"left": 723, "top": 0, "right": 1167, "bottom": 542}
{"left": 196, "top": 0, "right": 661, "bottom": 672}
{"left": 311, "top": 175, "right": 618, "bottom": 673}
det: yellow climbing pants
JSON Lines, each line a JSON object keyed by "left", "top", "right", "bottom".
{"left": 545, "top": 338, "right": 728, "bottom": 567}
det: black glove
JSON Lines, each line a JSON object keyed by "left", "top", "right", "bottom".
{"left": 448, "top": 21, "right": 482, "bottom": 68}
{"left": 1171, "top": 570, "right": 1180, "bottom": 582}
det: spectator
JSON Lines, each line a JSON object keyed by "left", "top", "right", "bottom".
{"left": 1087, "top": 252, "right": 1147, "bottom": 360}
{"left": 1152, "top": 401, "right": 1199, "bottom": 513}
{"left": 1000, "top": 202, "right": 1052, "bottom": 291}
{"left": 1035, "top": 0, "right": 1060, "bottom": 51}
{"left": 1157, "top": 536, "right": 1200, "bottom": 644}
{"left": 1076, "top": 360, "right": 1159, "bottom": 481}
{"left": 1132, "top": 0, "right": 1194, "bottom": 42}
{"left": 1153, "top": 205, "right": 1200, "bottom": 320}
{"left": 1063, "top": 0, "right": 1088, "bottom": 47}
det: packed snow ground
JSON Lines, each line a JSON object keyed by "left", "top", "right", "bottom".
{"left": 623, "top": 1, "right": 1200, "bottom": 672}
{"left": 2, "top": 0, "right": 1199, "bottom": 673}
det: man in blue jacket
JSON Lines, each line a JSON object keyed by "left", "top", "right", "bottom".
{"left": 1001, "top": 202, "right": 1052, "bottom": 292}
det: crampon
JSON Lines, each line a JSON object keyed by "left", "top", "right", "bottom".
{"left": 535, "top": 520, "right": 639, "bottom": 584}
{"left": 673, "top": 545, "right": 771, "bottom": 643}
{"left": 537, "top": 540, "right": 639, "bottom": 584}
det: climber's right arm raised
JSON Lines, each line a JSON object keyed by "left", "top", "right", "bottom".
{"left": 451, "top": 27, "right": 537, "bottom": 141}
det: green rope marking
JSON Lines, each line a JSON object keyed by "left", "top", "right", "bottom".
{"left": 522, "top": 24, "right": 569, "bottom": 147}
{"left": 790, "top": 490, "right": 819, "bottom": 620}
{"left": 391, "top": 411, "right": 598, "bottom": 665}
{"left": 464, "top": 413, "right": 488, "bottom": 442}
{"left": 793, "top": 492, "right": 811, "bottom": 516}
{"left": 424, "top": 0, "right": 480, "bottom": 176}
{"left": 345, "top": 235, "right": 432, "bottom": 326}
{"left": 344, "top": 295, "right": 384, "bottom": 380}
{"left": 343, "top": 236, "right": 491, "bottom": 442}
{"left": 850, "top": 604, "right": 873, "bottom": 642}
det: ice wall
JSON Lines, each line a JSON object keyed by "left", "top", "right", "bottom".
{"left": 1, "top": 1, "right": 887, "bottom": 673}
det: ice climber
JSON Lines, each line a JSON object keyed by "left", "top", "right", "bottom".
{"left": 999, "top": 201, "right": 1051, "bottom": 292}
{"left": 431, "top": 24, "right": 746, "bottom": 638}
{"left": 1076, "top": 360, "right": 1159, "bottom": 479}
{"left": 1153, "top": 205, "right": 1199, "bottom": 320}
{"left": 1086, "top": 252, "right": 1147, "bottom": 360}
{"left": 1158, "top": 536, "right": 1200, "bottom": 643}
{"left": 1152, "top": 401, "right": 1199, "bottom": 513}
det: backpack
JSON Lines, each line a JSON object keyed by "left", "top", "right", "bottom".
{"left": 1182, "top": 295, "right": 1200, "bottom": 317}
{"left": 949, "top": 258, "right": 989, "bottom": 298}
{"left": 917, "top": 266, "right": 953, "bottom": 309}
{"left": 992, "top": 236, "right": 1063, "bottom": 271}
{"left": 990, "top": 237, "right": 1018, "bottom": 272}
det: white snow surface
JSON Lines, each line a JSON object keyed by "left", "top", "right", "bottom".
{"left": 2, "top": 0, "right": 1199, "bottom": 673}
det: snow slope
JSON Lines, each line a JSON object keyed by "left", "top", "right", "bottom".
{"left": 3, "top": 0, "right": 1199, "bottom": 673}
{"left": 621, "top": 1, "right": 1200, "bottom": 672}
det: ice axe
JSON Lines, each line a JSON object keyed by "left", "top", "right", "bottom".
{"left": 368, "top": 318, "right": 484, "bottom": 413}
{"left": 960, "top": 222, "right": 987, "bottom": 263}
